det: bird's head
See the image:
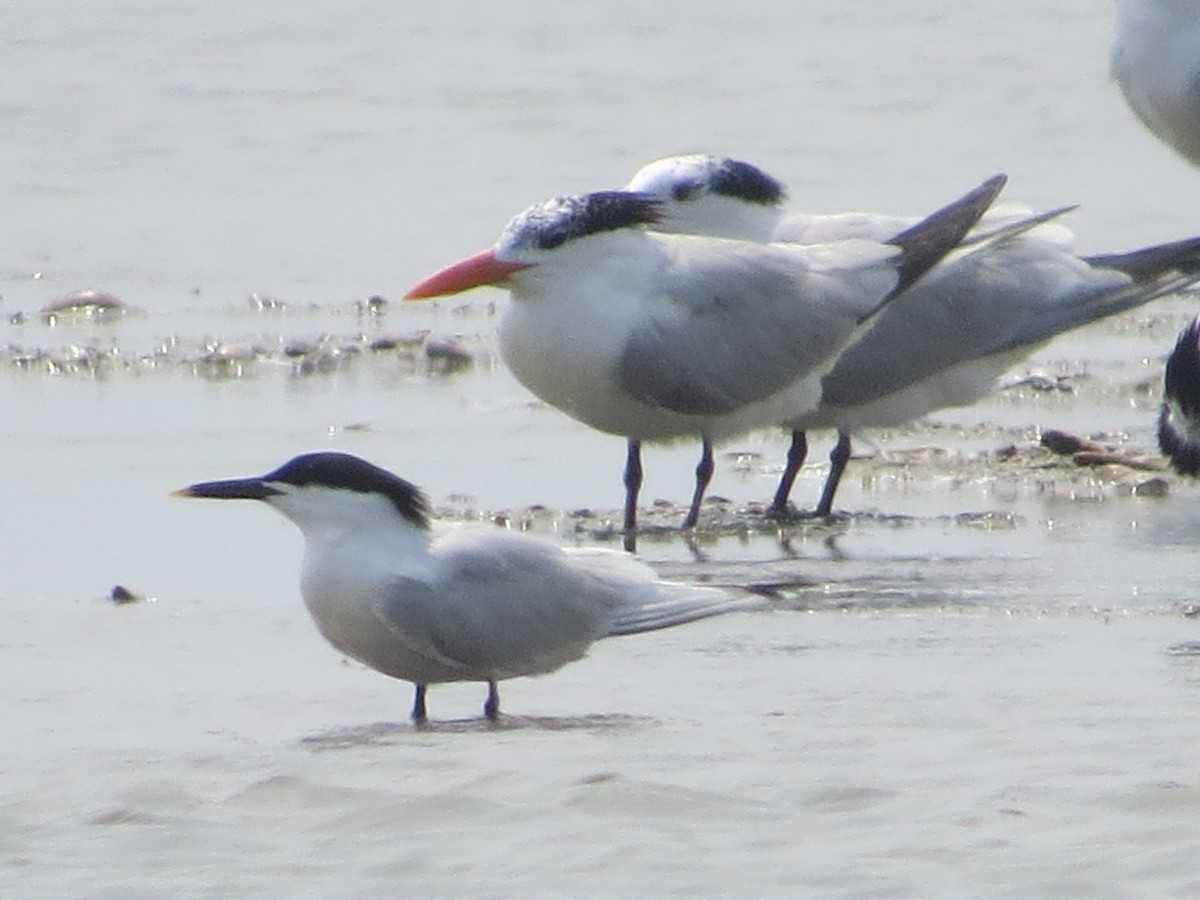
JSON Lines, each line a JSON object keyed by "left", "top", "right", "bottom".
{"left": 174, "top": 452, "right": 431, "bottom": 534}
{"left": 402, "top": 190, "right": 663, "bottom": 300}
{"left": 622, "top": 154, "right": 787, "bottom": 240}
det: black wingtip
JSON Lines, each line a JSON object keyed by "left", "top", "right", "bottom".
{"left": 884, "top": 174, "right": 1007, "bottom": 301}
{"left": 1085, "top": 235, "right": 1200, "bottom": 281}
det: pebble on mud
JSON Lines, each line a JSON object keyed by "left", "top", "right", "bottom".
{"left": 109, "top": 584, "right": 142, "bottom": 605}
{"left": 1132, "top": 477, "right": 1170, "bottom": 497}
{"left": 1004, "top": 373, "right": 1076, "bottom": 393}
{"left": 424, "top": 339, "right": 473, "bottom": 373}
{"left": 1040, "top": 429, "right": 1104, "bottom": 455}
{"left": 1040, "top": 429, "right": 1164, "bottom": 472}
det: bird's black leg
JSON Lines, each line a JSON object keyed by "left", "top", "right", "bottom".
{"left": 623, "top": 439, "right": 643, "bottom": 553}
{"left": 484, "top": 680, "right": 500, "bottom": 720}
{"left": 683, "top": 439, "right": 714, "bottom": 528}
{"left": 411, "top": 684, "right": 428, "bottom": 722}
{"left": 814, "top": 431, "right": 852, "bottom": 518}
{"left": 769, "top": 429, "right": 809, "bottom": 517}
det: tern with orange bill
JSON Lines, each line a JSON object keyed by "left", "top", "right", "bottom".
{"left": 404, "top": 177, "right": 1005, "bottom": 548}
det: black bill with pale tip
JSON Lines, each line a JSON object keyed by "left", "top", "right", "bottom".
{"left": 173, "top": 478, "right": 281, "bottom": 501}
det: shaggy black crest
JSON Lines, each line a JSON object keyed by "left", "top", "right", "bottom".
{"left": 1159, "top": 317, "right": 1200, "bottom": 476}
{"left": 705, "top": 158, "right": 787, "bottom": 206}
{"left": 1164, "top": 317, "right": 1200, "bottom": 417}
{"left": 265, "top": 452, "right": 431, "bottom": 527}
{"left": 530, "top": 191, "right": 662, "bottom": 250}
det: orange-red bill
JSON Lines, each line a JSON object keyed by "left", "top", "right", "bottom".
{"left": 404, "top": 249, "right": 533, "bottom": 300}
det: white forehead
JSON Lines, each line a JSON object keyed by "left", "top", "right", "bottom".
{"left": 623, "top": 154, "right": 723, "bottom": 198}
{"left": 497, "top": 196, "right": 582, "bottom": 254}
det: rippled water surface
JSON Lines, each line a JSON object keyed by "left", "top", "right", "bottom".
{"left": 6, "top": 1, "right": 1200, "bottom": 896}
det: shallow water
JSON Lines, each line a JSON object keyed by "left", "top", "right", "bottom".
{"left": 6, "top": 1, "right": 1200, "bottom": 896}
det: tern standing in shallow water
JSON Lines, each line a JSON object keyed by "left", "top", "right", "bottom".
{"left": 625, "top": 154, "right": 1200, "bottom": 517}
{"left": 404, "top": 178, "right": 1004, "bottom": 549}
{"left": 175, "top": 452, "right": 755, "bottom": 721}
{"left": 1111, "top": 0, "right": 1200, "bottom": 167}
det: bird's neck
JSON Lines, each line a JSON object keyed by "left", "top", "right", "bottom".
{"left": 297, "top": 517, "right": 436, "bottom": 634}
{"left": 298, "top": 515, "right": 431, "bottom": 569}
{"left": 664, "top": 196, "right": 782, "bottom": 242}
{"left": 509, "top": 230, "right": 659, "bottom": 303}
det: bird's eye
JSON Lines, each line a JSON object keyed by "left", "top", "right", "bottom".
{"left": 672, "top": 182, "right": 699, "bottom": 201}
{"left": 539, "top": 229, "right": 568, "bottom": 250}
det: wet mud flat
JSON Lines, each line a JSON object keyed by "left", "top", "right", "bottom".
{"left": 8, "top": 298, "right": 1200, "bottom": 900}
{"left": 0, "top": 290, "right": 479, "bottom": 380}
{"left": 2, "top": 290, "right": 1195, "bottom": 623}
{"left": 0, "top": 289, "right": 1192, "bottom": 527}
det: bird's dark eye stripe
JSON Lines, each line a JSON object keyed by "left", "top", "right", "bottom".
{"left": 671, "top": 182, "right": 700, "bottom": 201}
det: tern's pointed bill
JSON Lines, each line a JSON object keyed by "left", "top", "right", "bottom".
{"left": 404, "top": 249, "right": 533, "bottom": 299}
{"left": 402, "top": 179, "right": 1002, "bottom": 548}
{"left": 173, "top": 479, "right": 280, "bottom": 501}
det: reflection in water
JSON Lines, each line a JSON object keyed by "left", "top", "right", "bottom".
{"left": 301, "top": 713, "right": 650, "bottom": 748}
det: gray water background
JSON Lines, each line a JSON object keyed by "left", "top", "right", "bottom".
{"left": 6, "top": 1, "right": 1200, "bottom": 896}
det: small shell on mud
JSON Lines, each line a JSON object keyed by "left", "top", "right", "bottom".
{"left": 41, "top": 289, "right": 126, "bottom": 325}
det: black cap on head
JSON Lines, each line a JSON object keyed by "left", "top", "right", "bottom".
{"left": 1165, "top": 317, "right": 1200, "bottom": 417}
{"left": 501, "top": 191, "right": 662, "bottom": 254}
{"left": 263, "top": 452, "right": 431, "bottom": 528}
{"left": 703, "top": 158, "right": 787, "bottom": 206}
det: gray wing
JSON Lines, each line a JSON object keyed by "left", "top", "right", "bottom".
{"left": 374, "top": 532, "right": 618, "bottom": 680}
{"left": 618, "top": 176, "right": 1005, "bottom": 416}
{"left": 617, "top": 239, "right": 899, "bottom": 416}
{"left": 562, "top": 547, "right": 760, "bottom": 634}
{"left": 817, "top": 237, "right": 1133, "bottom": 408}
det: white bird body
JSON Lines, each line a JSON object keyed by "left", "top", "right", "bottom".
{"left": 495, "top": 226, "right": 906, "bottom": 442}
{"left": 177, "top": 452, "right": 753, "bottom": 719}
{"left": 304, "top": 525, "right": 610, "bottom": 685}
{"left": 405, "top": 183, "right": 1003, "bottom": 542}
{"left": 804, "top": 348, "right": 1031, "bottom": 433}
{"left": 625, "top": 155, "right": 1200, "bottom": 515}
{"left": 1111, "top": 0, "right": 1200, "bottom": 166}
